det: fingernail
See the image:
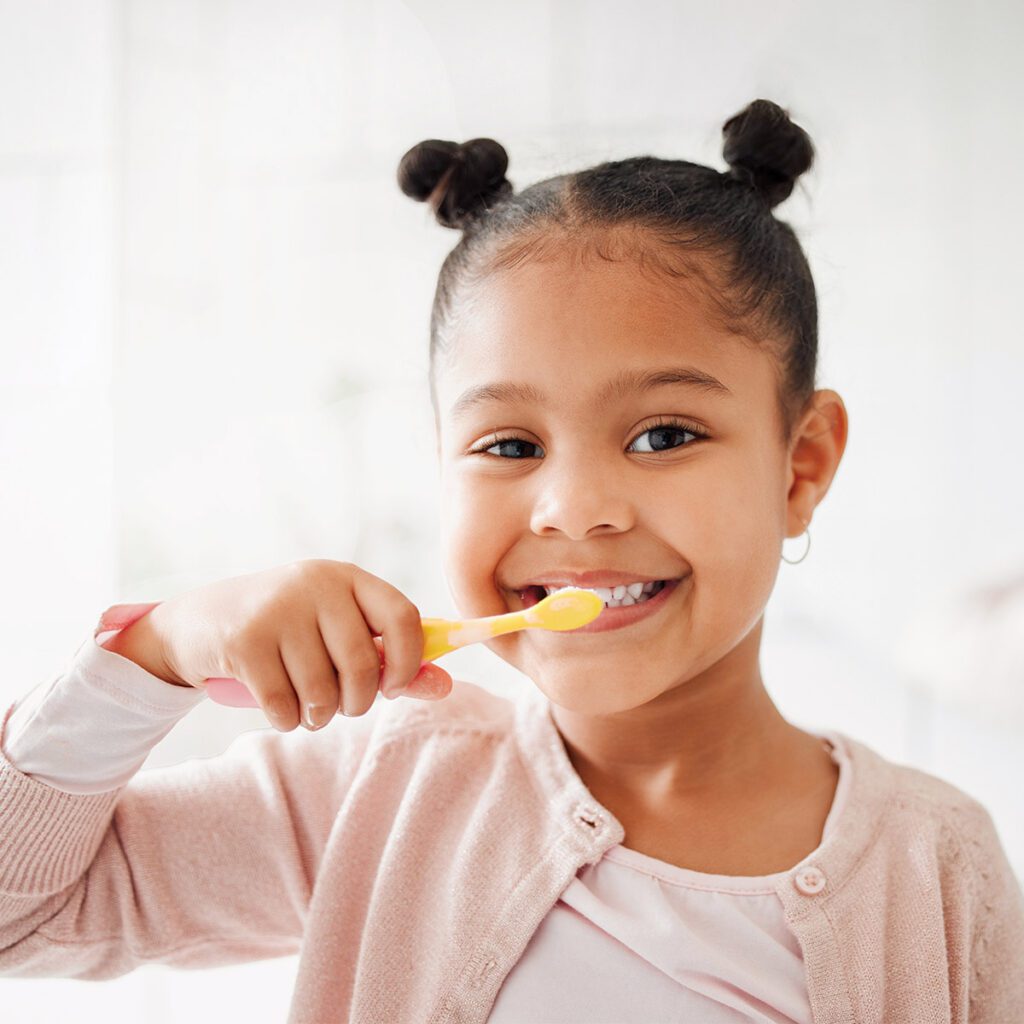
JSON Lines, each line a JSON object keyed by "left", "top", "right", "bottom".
{"left": 305, "top": 703, "right": 333, "bottom": 730}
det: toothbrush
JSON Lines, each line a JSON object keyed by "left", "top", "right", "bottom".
{"left": 202, "top": 586, "right": 604, "bottom": 708}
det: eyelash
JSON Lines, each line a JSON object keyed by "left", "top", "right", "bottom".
{"left": 468, "top": 416, "right": 711, "bottom": 459}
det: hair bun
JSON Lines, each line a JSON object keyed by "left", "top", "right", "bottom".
{"left": 721, "top": 99, "right": 814, "bottom": 209}
{"left": 397, "top": 137, "right": 512, "bottom": 229}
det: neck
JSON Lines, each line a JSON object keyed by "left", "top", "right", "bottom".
{"left": 549, "top": 619, "right": 808, "bottom": 807}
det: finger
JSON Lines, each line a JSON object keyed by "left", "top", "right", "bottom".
{"left": 232, "top": 642, "right": 301, "bottom": 731}
{"left": 348, "top": 569, "right": 426, "bottom": 699}
{"left": 278, "top": 624, "right": 342, "bottom": 731}
{"left": 314, "top": 588, "right": 386, "bottom": 718}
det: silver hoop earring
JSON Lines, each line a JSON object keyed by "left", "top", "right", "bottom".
{"left": 781, "top": 517, "right": 811, "bottom": 565}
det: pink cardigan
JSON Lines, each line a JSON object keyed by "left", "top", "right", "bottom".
{"left": 2, "top": 628, "right": 1023, "bottom": 1022}
{"left": 4, "top": 607, "right": 857, "bottom": 1022}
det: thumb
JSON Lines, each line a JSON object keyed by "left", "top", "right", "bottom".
{"left": 389, "top": 661, "right": 453, "bottom": 701}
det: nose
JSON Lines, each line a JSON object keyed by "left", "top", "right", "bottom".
{"left": 528, "top": 458, "right": 636, "bottom": 540}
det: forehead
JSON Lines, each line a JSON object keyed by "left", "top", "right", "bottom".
{"left": 435, "top": 253, "right": 765, "bottom": 421}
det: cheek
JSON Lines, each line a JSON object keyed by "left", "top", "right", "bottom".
{"left": 440, "top": 471, "right": 521, "bottom": 606}
{"left": 684, "top": 465, "right": 782, "bottom": 625}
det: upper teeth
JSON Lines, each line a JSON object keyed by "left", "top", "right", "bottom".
{"left": 541, "top": 581, "right": 660, "bottom": 604}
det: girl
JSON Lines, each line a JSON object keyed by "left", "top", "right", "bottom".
{"left": 1, "top": 98, "right": 1022, "bottom": 1023}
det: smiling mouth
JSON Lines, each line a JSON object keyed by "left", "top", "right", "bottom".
{"left": 518, "top": 580, "right": 671, "bottom": 610}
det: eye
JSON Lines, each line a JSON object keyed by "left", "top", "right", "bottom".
{"left": 468, "top": 417, "right": 708, "bottom": 462}
{"left": 469, "top": 434, "right": 545, "bottom": 459}
{"left": 627, "top": 417, "right": 709, "bottom": 454}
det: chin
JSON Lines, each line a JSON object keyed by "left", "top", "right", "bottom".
{"left": 528, "top": 671, "right": 655, "bottom": 716}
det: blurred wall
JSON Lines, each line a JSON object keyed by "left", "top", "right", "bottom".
{"left": 2, "top": 1, "right": 1022, "bottom": 1020}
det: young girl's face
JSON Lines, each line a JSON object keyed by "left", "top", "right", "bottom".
{"left": 433, "top": 238, "right": 824, "bottom": 715}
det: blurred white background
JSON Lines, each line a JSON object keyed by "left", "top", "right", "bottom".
{"left": 2, "top": 0, "right": 1022, "bottom": 1019}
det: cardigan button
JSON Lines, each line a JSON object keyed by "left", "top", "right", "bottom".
{"left": 573, "top": 804, "right": 604, "bottom": 832}
{"left": 793, "top": 865, "right": 827, "bottom": 895}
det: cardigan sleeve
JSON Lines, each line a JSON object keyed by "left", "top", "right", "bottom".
{"left": 957, "top": 798, "right": 1024, "bottom": 1020}
{"left": 0, "top": 686, "right": 384, "bottom": 979}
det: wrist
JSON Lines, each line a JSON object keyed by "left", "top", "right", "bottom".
{"left": 102, "top": 611, "right": 192, "bottom": 688}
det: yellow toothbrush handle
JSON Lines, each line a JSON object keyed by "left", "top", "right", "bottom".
{"left": 420, "top": 618, "right": 459, "bottom": 662}
{"left": 418, "top": 590, "right": 603, "bottom": 665}
{"left": 419, "top": 612, "right": 527, "bottom": 663}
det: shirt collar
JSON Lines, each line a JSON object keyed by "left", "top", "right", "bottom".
{"left": 512, "top": 682, "right": 890, "bottom": 891}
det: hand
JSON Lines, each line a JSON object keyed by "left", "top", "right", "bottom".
{"left": 137, "top": 559, "right": 453, "bottom": 730}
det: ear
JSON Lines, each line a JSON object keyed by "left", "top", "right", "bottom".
{"left": 785, "top": 389, "right": 849, "bottom": 535}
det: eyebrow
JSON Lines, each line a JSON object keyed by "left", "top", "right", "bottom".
{"left": 449, "top": 365, "right": 733, "bottom": 420}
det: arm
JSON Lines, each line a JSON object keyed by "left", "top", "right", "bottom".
{"left": 956, "top": 799, "right": 1024, "bottom": 1020}
{"left": 0, "top": 608, "right": 383, "bottom": 979}
{"left": 99, "top": 601, "right": 191, "bottom": 687}
{"left": 2, "top": 603, "right": 204, "bottom": 794}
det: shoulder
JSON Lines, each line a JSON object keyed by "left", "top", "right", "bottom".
{"left": 842, "top": 732, "right": 1005, "bottom": 864}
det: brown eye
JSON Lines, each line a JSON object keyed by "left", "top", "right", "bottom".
{"left": 628, "top": 418, "right": 709, "bottom": 454}
{"left": 470, "top": 434, "right": 545, "bottom": 459}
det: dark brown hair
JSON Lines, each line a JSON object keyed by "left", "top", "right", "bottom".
{"left": 397, "top": 98, "right": 817, "bottom": 448}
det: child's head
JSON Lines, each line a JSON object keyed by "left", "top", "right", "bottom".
{"left": 397, "top": 99, "right": 848, "bottom": 715}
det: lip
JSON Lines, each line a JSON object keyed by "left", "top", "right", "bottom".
{"left": 514, "top": 569, "right": 683, "bottom": 590}
{"left": 517, "top": 575, "right": 688, "bottom": 634}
